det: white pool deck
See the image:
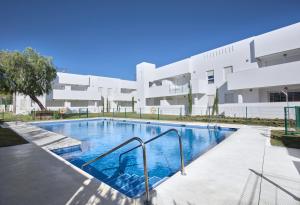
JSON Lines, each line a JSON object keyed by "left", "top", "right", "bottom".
{"left": 0, "top": 118, "right": 299, "bottom": 205}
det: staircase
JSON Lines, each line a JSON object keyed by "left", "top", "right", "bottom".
{"left": 106, "top": 173, "right": 162, "bottom": 198}
{"left": 70, "top": 158, "right": 163, "bottom": 198}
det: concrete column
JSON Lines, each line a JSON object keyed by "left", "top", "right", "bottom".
{"left": 238, "top": 94, "right": 243, "bottom": 103}
{"left": 136, "top": 62, "right": 156, "bottom": 110}
{"left": 64, "top": 101, "right": 70, "bottom": 108}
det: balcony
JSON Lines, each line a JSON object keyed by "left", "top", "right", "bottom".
{"left": 52, "top": 89, "right": 102, "bottom": 100}
{"left": 147, "top": 84, "right": 189, "bottom": 98}
{"left": 227, "top": 61, "right": 300, "bottom": 90}
{"left": 115, "top": 92, "right": 137, "bottom": 101}
{"left": 254, "top": 23, "right": 300, "bottom": 58}
{"left": 57, "top": 72, "right": 90, "bottom": 86}
{"left": 191, "top": 79, "right": 208, "bottom": 94}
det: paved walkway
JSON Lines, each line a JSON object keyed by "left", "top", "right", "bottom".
{"left": 0, "top": 121, "right": 299, "bottom": 205}
{"left": 152, "top": 126, "right": 300, "bottom": 205}
{"left": 0, "top": 143, "right": 139, "bottom": 205}
{"left": 5, "top": 121, "right": 81, "bottom": 150}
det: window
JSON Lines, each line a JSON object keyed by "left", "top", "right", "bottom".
{"left": 269, "top": 92, "right": 300, "bottom": 102}
{"left": 71, "top": 85, "right": 87, "bottom": 91}
{"left": 207, "top": 70, "right": 214, "bottom": 84}
{"left": 223, "top": 66, "right": 233, "bottom": 80}
{"left": 146, "top": 98, "right": 160, "bottom": 106}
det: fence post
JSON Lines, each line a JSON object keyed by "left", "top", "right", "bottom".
{"left": 284, "top": 107, "right": 288, "bottom": 135}
{"left": 245, "top": 106, "right": 248, "bottom": 120}
{"left": 32, "top": 108, "right": 35, "bottom": 120}
{"left": 87, "top": 108, "right": 89, "bottom": 118}
{"left": 113, "top": 108, "right": 115, "bottom": 117}
{"left": 157, "top": 108, "right": 160, "bottom": 120}
{"left": 125, "top": 108, "right": 127, "bottom": 118}
{"left": 140, "top": 108, "right": 142, "bottom": 119}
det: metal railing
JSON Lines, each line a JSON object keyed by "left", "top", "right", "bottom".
{"left": 119, "top": 129, "right": 186, "bottom": 175}
{"left": 81, "top": 137, "right": 151, "bottom": 204}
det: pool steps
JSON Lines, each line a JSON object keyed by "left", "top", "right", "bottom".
{"left": 107, "top": 173, "right": 162, "bottom": 197}
{"left": 69, "top": 158, "right": 163, "bottom": 198}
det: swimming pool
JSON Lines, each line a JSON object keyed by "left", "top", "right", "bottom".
{"left": 35, "top": 119, "right": 236, "bottom": 198}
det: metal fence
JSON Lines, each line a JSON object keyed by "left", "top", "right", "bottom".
{"left": 0, "top": 105, "right": 288, "bottom": 127}
{"left": 284, "top": 106, "right": 299, "bottom": 135}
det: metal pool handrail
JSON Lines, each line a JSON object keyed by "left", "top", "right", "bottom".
{"left": 119, "top": 128, "right": 186, "bottom": 175}
{"left": 81, "top": 137, "right": 151, "bottom": 204}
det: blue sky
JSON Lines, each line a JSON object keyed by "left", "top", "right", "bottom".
{"left": 0, "top": 0, "right": 300, "bottom": 80}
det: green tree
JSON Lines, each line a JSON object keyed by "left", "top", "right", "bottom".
{"left": 212, "top": 88, "right": 219, "bottom": 116}
{"left": 131, "top": 96, "right": 135, "bottom": 112}
{"left": 106, "top": 98, "right": 109, "bottom": 113}
{"left": 0, "top": 48, "right": 57, "bottom": 110}
{"left": 187, "top": 82, "right": 193, "bottom": 115}
{"left": 102, "top": 97, "right": 105, "bottom": 112}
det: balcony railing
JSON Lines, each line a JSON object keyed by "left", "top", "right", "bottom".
{"left": 169, "top": 84, "right": 189, "bottom": 94}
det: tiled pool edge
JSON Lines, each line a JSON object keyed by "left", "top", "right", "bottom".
{"left": 30, "top": 116, "right": 244, "bottom": 130}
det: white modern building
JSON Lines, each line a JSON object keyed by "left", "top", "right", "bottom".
{"left": 15, "top": 72, "right": 137, "bottom": 114}
{"left": 14, "top": 22, "right": 300, "bottom": 118}
{"left": 136, "top": 22, "right": 300, "bottom": 118}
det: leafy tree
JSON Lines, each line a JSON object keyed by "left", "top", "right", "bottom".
{"left": 212, "top": 88, "right": 219, "bottom": 116}
{"left": 187, "top": 82, "right": 193, "bottom": 115}
{"left": 131, "top": 96, "right": 135, "bottom": 112}
{"left": 0, "top": 48, "right": 57, "bottom": 110}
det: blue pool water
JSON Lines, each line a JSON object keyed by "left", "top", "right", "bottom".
{"left": 35, "top": 119, "right": 236, "bottom": 198}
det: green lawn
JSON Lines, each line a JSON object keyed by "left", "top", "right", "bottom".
{"left": 270, "top": 130, "right": 300, "bottom": 149}
{"left": 0, "top": 127, "right": 28, "bottom": 147}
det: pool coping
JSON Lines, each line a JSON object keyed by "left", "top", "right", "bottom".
{"left": 29, "top": 116, "right": 245, "bottom": 129}
{"left": 4, "top": 118, "right": 248, "bottom": 204}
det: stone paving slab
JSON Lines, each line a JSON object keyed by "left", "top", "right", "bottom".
{"left": 152, "top": 126, "right": 300, "bottom": 205}
{"left": 259, "top": 145, "right": 300, "bottom": 205}
{"left": 0, "top": 143, "right": 139, "bottom": 205}
{"left": 5, "top": 121, "right": 81, "bottom": 151}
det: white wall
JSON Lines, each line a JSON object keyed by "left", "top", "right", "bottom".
{"left": 227, "top": 61, "right": 300, "bottom": 90}
{"left": 255, "top": 23, "right": 300, "bottom": 58}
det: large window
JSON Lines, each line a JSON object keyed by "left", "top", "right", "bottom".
{"left": 207, "top": 70, "right": 214, "bottom": 84}
{"left": 269, "top": 92, "right": 300, "bottom": 102}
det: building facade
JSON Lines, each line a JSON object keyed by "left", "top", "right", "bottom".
{"left": 15, "top": 72, "right": 137, "bottom": 114}
{"left": 14, "top": 22, "right": 300, "bottom": 118}
{"left": 136, "top": 22, "right": 300, "bottom": 118}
